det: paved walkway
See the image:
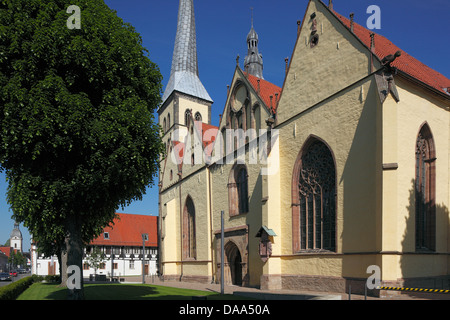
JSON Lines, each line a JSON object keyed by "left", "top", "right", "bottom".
{"left": 122, "top": 276, "right": 450, "bottom": 300}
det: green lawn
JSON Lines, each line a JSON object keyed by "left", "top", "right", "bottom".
{"left": 17, "top": 282, "right": 244, "bottom": 300}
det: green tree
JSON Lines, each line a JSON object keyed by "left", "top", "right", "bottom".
{"left": 0, "top": 0, "right": 164, "bottom": 299}
{"left": 86, "top": 246, "right": 105, "bottom": 277}
{"left": 8, "top": 250, "right": 26, "bottom": 268}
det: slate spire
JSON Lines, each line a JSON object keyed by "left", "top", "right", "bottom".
{"left": 162, "top": 0, "right": 212, "bottom": 104}
{"left": 244, "top": 9, "right": 264, "bottom": 79}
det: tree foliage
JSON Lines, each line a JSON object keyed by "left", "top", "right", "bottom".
{"left": 8, "top": 250, "right": 26, "bottom": 268}
{"left": 85, "top": 246, "right": 105, "bottom": 275}
{"left": 0, "top": 0, "right": 164, "bottom": 298}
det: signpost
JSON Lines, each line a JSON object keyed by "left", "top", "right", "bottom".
{"left": 142, "top": 233, "right": 148, "bottom": 284}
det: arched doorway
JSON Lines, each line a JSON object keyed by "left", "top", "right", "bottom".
{"left": 224, "top": 241, "right": 242, "bottom": 286}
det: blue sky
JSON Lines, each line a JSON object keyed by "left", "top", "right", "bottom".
{"left": 1, "top": 0, "right": 449, "bottom": 251}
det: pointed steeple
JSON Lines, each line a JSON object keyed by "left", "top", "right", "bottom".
{"left": 162, "top": 0, "right": 212, "bottom": 104}
{"left": 244, "top": 8, "right": 264, "bottom": 79}
{"left": 10, "top": 221, "right": 22, "bottom": 252}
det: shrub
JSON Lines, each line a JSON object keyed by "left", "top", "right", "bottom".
{"left": 31, "top": 274, "right": 44, "bottom": 283}
{"left": 44, "top": 275, "right": 61, "bottom": 283}
{"left": 0, "top": 276, "right": 34, "bottom": 300}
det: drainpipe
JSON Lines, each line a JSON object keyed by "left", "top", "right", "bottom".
{"left": 157, "top": 182, "right": 162, "bottom": 279}
{"left": 208, "top": 168, "right": 215, "bottom": 283}
{"left": 178, "top": 170, "right": 183, "bottom": 281}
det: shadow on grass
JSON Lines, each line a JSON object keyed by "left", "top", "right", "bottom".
{"left": 41, "top": 283, "right": 241, "bottom": 300}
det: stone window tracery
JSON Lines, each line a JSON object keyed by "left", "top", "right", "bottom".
{"left": 415, "top": 123, "right": 436, "bottom": 251}
{"left": 292, "top": 138, "right": 336, "bottom": 253}
{"left": 183, "top": 196, "right": 196, "bottom": 259}
{"left": 228, "top": 164, "right": 249, "bottom": 216}
{"left": 184, "top": 109, "right": 190, "bottom": 126}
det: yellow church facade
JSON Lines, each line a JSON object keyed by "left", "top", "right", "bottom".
{"left": 158, "top": 0, "right": 450, "bottom": 295}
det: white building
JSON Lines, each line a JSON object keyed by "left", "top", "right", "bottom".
{"left": 10, "top": 222, "right": 23, "bottom": 253}
{"left": 31, "top": 213, "right": 159, "bottom": 279}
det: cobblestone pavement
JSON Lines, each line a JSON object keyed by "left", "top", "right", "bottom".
{"left": 123, "top": 276, "right": 450, "bottom": 300}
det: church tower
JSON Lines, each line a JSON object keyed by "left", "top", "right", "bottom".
{"left": 158, "top": 0, "right": 213, "bottom": 147}
{"left": 244, "top": 12, "right": 264, "bottom": 79}
{"left": 10, "top": 222, "right": 22, "bottom": 253}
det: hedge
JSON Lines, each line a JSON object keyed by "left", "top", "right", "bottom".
{"left": 44, "top": 275, "right": 60, "bottom": 283}
{"left": 0, "top": 276, "right": 37, "bottom": 300}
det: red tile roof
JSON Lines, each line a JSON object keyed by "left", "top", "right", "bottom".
{"left": 0, "top": 247, "right": 12, "bottom": 258}
{"left": 90, "top": 213, "right": 157, "bottom": 247}
{"left": 171, "top": 140, "right": 187, "bottom": 172}
{"left": 244, "top": 72, "right": 283, "bottom": 112}
{"left": 172, "top": 140, "right": 185, "bottom": 161}
{"left": 200, "top": 122, "right": 219, "bottom": 138}
{"left": 196, "top": 122, "right": 219, "bottom": 155}
{"left": 169, "top": 122, "right": 218, "bottom": 168}
{"left": 332, "top": 10, "right": 450, "bottom": 96}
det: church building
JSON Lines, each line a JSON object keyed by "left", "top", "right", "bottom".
{"left": 158, "top": 0, "right": 450, "bottom": 295}
{"left": 10, "top": 222, "right": 23, "bottom": 253}
{"left": 0, "top": 222, "right": 25, "bottom": 272}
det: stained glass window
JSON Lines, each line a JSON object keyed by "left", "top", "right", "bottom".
{"left": 415, "top": 124, "right": 436, "bottom": 251}
{"left": 237, "top": 168, "right": 249, "bottom": 214}
{"left": 228, "top": 165, "right": 249, "bottom": 216}
{"left": 183, "top": 196, "right": 196, "bottom": 259}
{"left": 298, "top": 140, "right": 336, "bottom": 251}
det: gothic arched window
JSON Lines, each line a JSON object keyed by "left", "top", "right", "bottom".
{"left": 221, "top": 127, "right": 227, "bottom": 156}
{"left": 228, "top": 164, "right": 249, "bottom": 216}
{"left": 415, "top": 123, "right": 436, "bottom": 251}
{"left": 237, "top": 167, "right": 249, "bottom": 214}
{"left": 246, "top": 101, "right": 251, "bottom": 131}
{"left": 183, "top": 196, "right": 196, "bottom": 259}
{"left": 185, "top": 109, "right": 190, "bottom": 126}
{"left": 237, "top": 112, "right": 243, "bottom": 130}
{"left": 195, "top": 112, "right": 202, "bottom": 122}
{"left": 292, "top": 137, "right": 336, "bottom": 252}
{"left": 253, "top": 104, "right": 260, "bottom": 133}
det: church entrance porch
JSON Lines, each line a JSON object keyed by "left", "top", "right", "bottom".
{"left": 215, "top": 225, "right": 249, "bottom": 287}
{"left": 225, "top": 241, "right": 242, "bottom": 285}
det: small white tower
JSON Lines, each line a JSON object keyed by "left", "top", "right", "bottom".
{"left": 244, "top": 9, "right": 264, "bottom": 79}
{"left": 10, "top": 222, "right": 23, "bottom": 253}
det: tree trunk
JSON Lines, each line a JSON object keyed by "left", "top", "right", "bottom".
{"left": 59, "top": 249, "right": 68, "bottom": 287}
{"left": 57, "top": 250, "right": 62, "bottom": 282}
{"left": 65, "top": 215, "right": 85, "bottom": 300}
